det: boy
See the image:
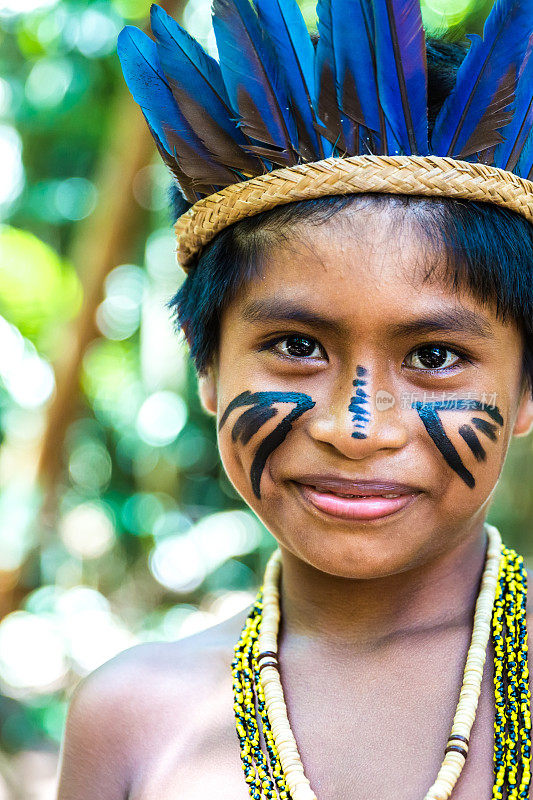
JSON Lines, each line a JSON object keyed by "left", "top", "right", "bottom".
{"left": 57, "top": 2, "right": 533, "bottom": 798}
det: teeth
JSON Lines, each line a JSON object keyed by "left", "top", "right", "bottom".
{"left": 327, "top": 491, "right": 402, "bottom": 499}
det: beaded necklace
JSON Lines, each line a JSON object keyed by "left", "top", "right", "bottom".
{"left": 232, "top": 524, "right": 532, "bottom": 800}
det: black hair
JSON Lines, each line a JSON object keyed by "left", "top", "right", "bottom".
{"left": 166, "top": 37, "right": 533, "bottom": 398}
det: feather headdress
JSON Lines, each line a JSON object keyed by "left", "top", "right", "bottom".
{"left": 117, "top": 0, "right": 533, "bottom": 269}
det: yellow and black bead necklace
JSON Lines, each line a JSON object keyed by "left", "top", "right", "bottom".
{"left": 232, "top": 525, "right": 531, "bottom": 799}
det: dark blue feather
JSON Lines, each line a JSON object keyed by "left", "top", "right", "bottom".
{"left": 495, "top": 39, "right": 533, "bottom": 172}
{"left": 315, "top": 0, "right": 349, "bottom": 153}
{"left": 150, "top": 4, "right": 233, "bottom": 133}
{"left": 516, "top": 144, "right": 533, "bottom": 179}
{"left": 253, "top": 0, "right": 328, "bottom": 159}
{"left": 431, "top": 0, "right": 533, "bottom": 159}
{"left": 212, "top": 0, "right": 299, "bottom": 165}
{"left": 334, "top": 0, "right": 382, "bottom": 134}
{"left": 117, "top": 25, "right": 237, "bottom": 186}
{"left": 516, "top": 124, "right": 533, "bottom": 179}
{"left": 497, "top": 38, "right": 533, "bottom": 177}
{"left": 147, "top": 122, "right": 202, "bottom": 202}
{"left": 149, "top": 4, "right": 261, "bottom": 173}
{"left": 118, "top": 25, "right": 189, "bottom": 155}
{"left": 315, "top": 0, "right": 384, "bottom": 153}
{"left": 372, "top": 0, "right": 428, "bottom": 155}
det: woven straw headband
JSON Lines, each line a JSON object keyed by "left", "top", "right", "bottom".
{"left": 174, "top": 154, "right": 533, "bottom": 272}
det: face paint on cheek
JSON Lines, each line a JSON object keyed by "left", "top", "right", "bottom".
{"left": 471, "top": 417, "right": 499, "bottom": 441}
{"left": 218, "top": 390, "right": 315, "bottom": 499}
{"left": 349, "top": 365, "right": 370, "bottom": 439}
{"left": 458, "top": 425, "right": 487, "bottom": 461}
{"left": 412, "top": 399, "right": 505, "bottom": 489}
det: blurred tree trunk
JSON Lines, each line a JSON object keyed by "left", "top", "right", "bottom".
{"left": 36, "top": 91, "right": 153, "bottom": 508}
{"left": 5, "top": 0, "right": 188, "bottom": 614}
{"left": 38, "top": 0, "right": 186, "bottom": 499}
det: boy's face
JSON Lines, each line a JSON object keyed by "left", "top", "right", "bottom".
{"left": 199, "top": 202, "right": 533, "bottom": 579}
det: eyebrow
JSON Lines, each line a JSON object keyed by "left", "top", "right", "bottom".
{"left": 389, "top": 309, "right": 495, "bottom": 340}
{"left": 241, "top": 299, "right": 495, "bottom": 340}
{"left": 241, "top": 299, "right": 345, "bottom": 336}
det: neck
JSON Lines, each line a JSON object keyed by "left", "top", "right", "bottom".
{"left": 278, "top": 520, "right": 488, "bottom": 654}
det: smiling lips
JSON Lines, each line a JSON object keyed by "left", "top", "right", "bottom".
{"left": 293, "top": 477, "right": 421, "bottom": 521}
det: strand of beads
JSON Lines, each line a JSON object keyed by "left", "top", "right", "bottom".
{"left": 232, "top": 592, "right": 290, "bottom": 799}
{"left": 491, "top": 546, "right": 532, "bottom": 800}
{"left": 505, "top": 550, "right": 521, "bottom": 796}
{"left": 514, "top": 552, "right": 532, "bottom": 799}
{"left": 421, "top": 523, "right": 502, "bottom": 800}
{"left": 492, "top": 550, "right": 507, "bottom": 799}
{"left": 258, "top": 549, "right": 317, "bottom": 800}
{"left": 254, "top": 526, "right": 503, "bottom": 800}
{"left": 232, "top": 597, "right": 278, "bottom": 799}
{"left": 252, "top": 637, "right": 290, "bottom": 799}
{"left": 232, "top": 525, "right": 531, "bottom": 800}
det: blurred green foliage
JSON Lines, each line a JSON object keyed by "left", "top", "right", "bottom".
{"left": 0, "top": 0, "right": 530, "bottom": 783}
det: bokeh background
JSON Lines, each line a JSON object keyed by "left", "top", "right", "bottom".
{"left": 0, "top": 0, "right": 531, "bottom": 796}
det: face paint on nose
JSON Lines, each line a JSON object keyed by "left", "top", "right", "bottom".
{"left": 349, "top": 365, "right": 370, "bottom": 439}
{"left": 219, "top": 390, "right": 315, "bottom": 499}
{"left": 412, "top": 399, "right": 504, "bottom": 488}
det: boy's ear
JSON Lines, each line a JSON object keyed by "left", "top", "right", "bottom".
{"left": 198, "top": 368, "right": 218, "bottom": 416}
{"left": 512, "top": 384, "right": 533, "bottom": 438}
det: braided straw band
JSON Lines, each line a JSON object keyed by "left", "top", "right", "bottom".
{"left": 174, "top": 155, "right": 533, "bottom": 272}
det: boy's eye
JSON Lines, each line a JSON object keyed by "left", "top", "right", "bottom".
{"left": 406, "top": 345, "right": 463, "bottom": 371}
{"left": 269, "top": 335, "right": 325, "bottom": 359}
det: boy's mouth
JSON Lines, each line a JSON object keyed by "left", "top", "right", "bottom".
{"left": 292, "top": 476, "right": 421, "bottom": 521}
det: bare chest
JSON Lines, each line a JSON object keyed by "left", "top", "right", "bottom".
{"left": 127, "top": 653, "right": 500, "bottom": 800}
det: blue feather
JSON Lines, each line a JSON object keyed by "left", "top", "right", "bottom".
{"left": 150, "top": 5, "right": 234, "bottom": 139}
{"left": 212, "top": 0, "right": 299, "bottom": 164}
{"left": 495, "top": 39, "right": 533, "bottom": 172}
{"left": 431, "top": 0, "right": 533, "bottom": 159}
{"left": 498, "top": 39, "right": 533, "bottom": 178}
{"left": 117, "top": 25, "right": 237, "bottom": 186}
{"left": 315, "top": 0, "right": 350, "bottom": 153}
{"left": 516, "top": 128, "right": 533, "bottom": 179}
{"left": 117, "top": 25, "right": 189, "bottom": 155}
{"left": 516, "top": 143, "right": 533, "bottom": 179}
{"left": 335, "top": 0, "right": 381, "bottom": 132}
{"left": 149, "top": 4, "right": 261, "bottom": 173}
{"left": 315, "top": 0, "right": 384, "bottom": 155}
{"left": 371, "top": 0, "right": 428, "bottom": 155}
{"left": 253, "top": 0, "right": 328, "bottom": 159}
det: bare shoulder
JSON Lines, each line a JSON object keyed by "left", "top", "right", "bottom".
{"left": 57, "top": 605, "right": 252, "bottom": 800}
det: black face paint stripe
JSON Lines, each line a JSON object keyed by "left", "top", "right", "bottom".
{"left": 219, "top": 391, "right": 315, "bottom": 499}
{"left": 471, "top": 417, "right": 498, "bottom": 441}
{"left": 413, "top": 402, "right": 476, "bottom": 489}
{"left": 424, "top": 398, "right": 503, "bottom": 425}
{"left": 356, "top": 365, "right": 368, "bottom": 377}
{"left": 458, "top": 424, "right": 487, "bottom": 461}
{"left": 231, "top": 405, "right": 278, "bottom": 445}
{"left": 219, "top": 390, "right": 254, "bottom": 429}
{"left": 412, "top": 399, "right": 504, "bottom": 489}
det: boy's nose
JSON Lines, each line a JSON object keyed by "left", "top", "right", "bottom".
{"left": 306, "top": 380, "right": 409, "bottom": 458}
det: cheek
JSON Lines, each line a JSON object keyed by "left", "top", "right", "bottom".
{"left": 417, "top": 403, "right": 511, "bottom": 534}
{"left": 216, "top": 389, "right": 315, "bottom": 502}
{"left": 216, "top": 424, "right": 254, "bottom": 500}
{"left": 413, "top": 398, "right": 507, "bottom": 491}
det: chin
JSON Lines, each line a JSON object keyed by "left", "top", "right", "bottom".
{"left": 293, "top": 537, "right": 425, "bottom": 580}
{"left": 257, "top": 510, "right": 428, "bottom": 579}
